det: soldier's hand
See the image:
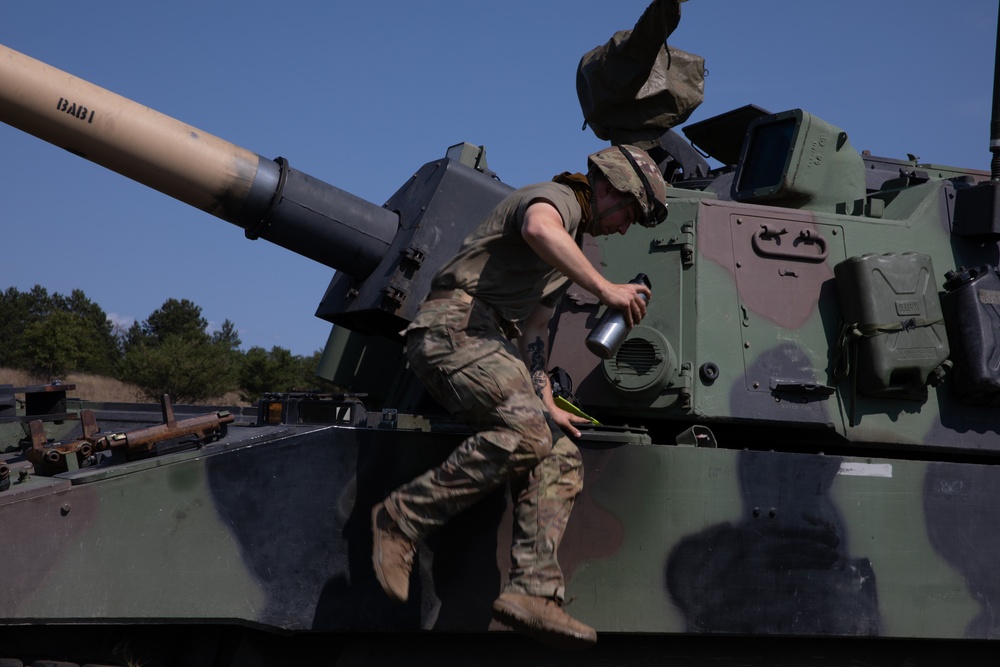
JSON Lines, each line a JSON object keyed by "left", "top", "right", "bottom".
{"left": 601, "top": 282, "right": 650, "bottom": 327}
{"left": 552, "top": 405, "right": 590, "bottom": 438}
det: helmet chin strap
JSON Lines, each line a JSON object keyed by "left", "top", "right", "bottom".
{"left": 590, "top": 178, "right": 634, "bottom": 225}
{"left": 596, "top": 198, "right": 633, "bottom": 220}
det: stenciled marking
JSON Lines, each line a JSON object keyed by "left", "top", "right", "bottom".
{"left": 837, "top": 462, "right": 893, "bottom": 478}
{"left": 931, "top": 478, "right": 965, "bottom": 496}
{"left": 56, "top": 96, "right": 95, "bottom": 124}
{"left": 979, "top": 289, "right": 1000, "bottom": 305}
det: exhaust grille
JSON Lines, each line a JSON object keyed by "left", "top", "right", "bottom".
{"left": 612, "top": 338, "right": 661, "bottom": 377}
{"left": 601, "top": 325, "right": 677, "bottom": 399}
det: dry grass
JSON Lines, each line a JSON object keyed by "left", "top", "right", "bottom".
{"left": 0, "top": 367, "right": 247, "bottom": 406}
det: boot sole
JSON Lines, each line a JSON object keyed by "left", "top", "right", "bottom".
{"left": 492, "top": 598, "right": 597, "bottom": 651}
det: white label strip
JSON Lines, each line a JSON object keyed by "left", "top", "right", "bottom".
{"left": 837, "top": 462, "right": 893, "bottom": 478}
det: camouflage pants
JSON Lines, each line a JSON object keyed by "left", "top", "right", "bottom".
{"left": 385, "top": 294, "right": 583, "bottom": 601}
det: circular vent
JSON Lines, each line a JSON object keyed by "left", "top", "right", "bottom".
{"left": 612, "top": 338, "right": 660, "bottom": 377}
{"left": 602, "top": 325, "right": 676, "bottom": 398}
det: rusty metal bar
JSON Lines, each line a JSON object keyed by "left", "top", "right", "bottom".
{"left": 24, "top": 396, "right": 234, "bottom": 472}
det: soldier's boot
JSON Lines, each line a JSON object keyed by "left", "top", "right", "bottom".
{"left": 492, "top": 591, "right": 597, "bottom": 650}
{"left": 371, "top": 501, "right": 415, "bottom": 603}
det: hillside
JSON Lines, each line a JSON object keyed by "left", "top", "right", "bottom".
{"left": 0, "top": 367, "right": 245, "bottom": 405}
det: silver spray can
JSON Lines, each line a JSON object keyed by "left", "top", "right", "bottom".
{"left": 585, "top": 273, "right": 651, "bottom": 359}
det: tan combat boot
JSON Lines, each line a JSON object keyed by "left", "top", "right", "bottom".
{"left": 492, "top": 591, "right": 597, "bottom": 650}
{"left": 371, "top": 501, "right": 415, "bottom": 603}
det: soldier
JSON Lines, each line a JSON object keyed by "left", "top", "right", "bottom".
{"left": 371, "top": 145, "right": 667, "bottom": 648}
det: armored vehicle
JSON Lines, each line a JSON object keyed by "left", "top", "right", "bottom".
{"left": 2, "top": 2, "right": 1000, "bottom": 665}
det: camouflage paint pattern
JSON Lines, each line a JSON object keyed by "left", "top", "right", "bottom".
{"left": 4, "top": 415, "right": 1000, "bottom": 643}
{"left": 550, "top": 122, "right": 999, "bottom": 458}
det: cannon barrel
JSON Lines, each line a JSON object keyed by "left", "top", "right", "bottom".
{"left": 0, "top": 43, "right": 398, "bottom": 278}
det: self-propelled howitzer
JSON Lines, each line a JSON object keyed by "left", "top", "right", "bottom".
{"left": 4, "top": 5, "right": 1000, "bottom": 665}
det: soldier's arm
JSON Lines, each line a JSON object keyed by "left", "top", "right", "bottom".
{"left": 521, "top": 201, "right": 647, "bottom": 325}
{"left": 518, "top": 302, "right": 590, "bottom": 438}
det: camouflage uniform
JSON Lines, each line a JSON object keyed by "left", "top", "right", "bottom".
{"left": 382, "top": 146, "right": 667, "bottom": 604}
{"left": 383, "top": 181, "right": 586, "bottom": 601}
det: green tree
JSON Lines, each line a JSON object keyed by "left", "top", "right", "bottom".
{"left": 212, "top": 319, "right": 242, "bottom": 350}
{"left": 128, "top": 298, "right": 209, "bottom": 348}
{"left": 238, "top": 346, "right": 300, "bottom": 402}
{"left": 119, "top": 299, "right": 240, "bottom": 402}
{"left": 56, "top": 289, "right": 119, "bottom": 374}
{"left": 0, "top": 285, "right": 51, "bottom": 369}
{"left": 0, "top": 285, "right": 119, "bottom": 375}
{"left": 237, "top": 346, "right": 339, "bottom": 403}
{"left": 21, "top": 310, "right": 98, "bottom": 378}
{"left": 120, "top": 335, "right": 238, "bottom": 403}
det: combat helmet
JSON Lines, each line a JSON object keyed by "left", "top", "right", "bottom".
{"left": 588, "top": 144, "right": 668, "bottom": 227}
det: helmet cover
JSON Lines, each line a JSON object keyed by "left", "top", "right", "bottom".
{"left": 587, "top": 144, "right": 667, "bottom": 226}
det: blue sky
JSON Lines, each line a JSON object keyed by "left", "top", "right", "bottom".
{"left": 1, "top": 1, "right": 996, "bottom": 355}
